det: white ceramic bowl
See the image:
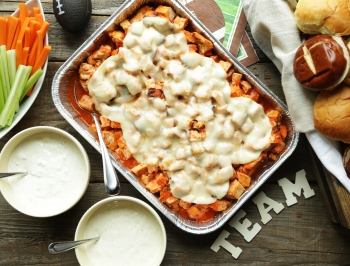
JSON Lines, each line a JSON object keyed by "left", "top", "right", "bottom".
{"left": 75, "top": 196, "right": 167, "bottom": 266}
{"left": 0, "top": 126, "right": 90, "bottom": 217}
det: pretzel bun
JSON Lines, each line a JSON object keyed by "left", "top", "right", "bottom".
{"left": 314, "top": 83, "right": 350, "bottom": 143}
{"left": 295, "top": 0, "right": 350, "bottom": 36}
{"left": 293, "top": 35, "right": 350, "bottom": 91}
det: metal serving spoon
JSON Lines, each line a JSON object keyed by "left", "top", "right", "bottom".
{"left": 74, "top": 78, "right": 121, "bottom": 196}
{"left": 48, "top": 236, "right": 100, "bottom": 254}
{"left": 0, "top": 172, "right": 27, "bottom": 178}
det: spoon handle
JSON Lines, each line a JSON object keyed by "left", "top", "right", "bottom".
{"left": 48, "top": 236, "right": 100, "bottom": 254}
{"left": 92, "top": 113, "right": 121, "bottom": 196}
{"left": 0, "top": 172, "right": 27, "bottom": 178}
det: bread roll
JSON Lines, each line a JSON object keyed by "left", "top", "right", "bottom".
{"left": 344, "top": 40, "right": 350, "bottom": 86}
{"left": 343, "top": 146, "right": 350, "bottom": 177}
{"left": 295, "top": 0, "right": 350, "bottom": 36}
{"left": 293, "top": 35, "right": 350, "bottom": 91}
{"left": 314, "top": 83, "right": 350, "bottom": 143}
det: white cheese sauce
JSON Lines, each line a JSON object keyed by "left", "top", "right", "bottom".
{"left": 80, "top": 200, "right": 165, "bottom": 266}
{"left": 88, "top": 17, "right": 272, "bottom": 204}
{"left": 7, "top": 132, "right": 88, "bottom": 216}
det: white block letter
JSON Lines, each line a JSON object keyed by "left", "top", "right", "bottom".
{"left": 210, "top": 230, "right": 242, "bottom": 259}
{"left": 278, "top": 169, "right": 315, "bottom": 206}
{"left": 229, "top": 209, "right": 262, "bottom": 242}
{"left": 252, "top": 191, "right": 285, "bottom": 224}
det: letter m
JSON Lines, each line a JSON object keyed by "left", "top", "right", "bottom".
{"left": 278, "top": 169, "right": 315, "bottom": 206}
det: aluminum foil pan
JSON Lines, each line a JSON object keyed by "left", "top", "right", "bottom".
{"left": 52, "top": 0, "right": 299, "bottom": 234}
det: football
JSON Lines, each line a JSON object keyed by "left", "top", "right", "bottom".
{"left": 53, "top": 0, "right": 92, "bottom": 32}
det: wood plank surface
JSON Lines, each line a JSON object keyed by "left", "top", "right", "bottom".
{"left": 0, "top": 0, "right": 350, "bottom": 265}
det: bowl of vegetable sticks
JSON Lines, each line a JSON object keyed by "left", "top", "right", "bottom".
{"left": 0, "top": 0, "right": 51, "bottom": 138}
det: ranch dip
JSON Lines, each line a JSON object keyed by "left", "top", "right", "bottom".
{"left": 6, "top": 132, "right": 88, "bottom": 216}
{"left": 79, "top": 199, "right": 165, "bottom": 266}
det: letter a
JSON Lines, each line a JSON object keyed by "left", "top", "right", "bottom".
{"left": 252, "top": 191, "right": 285, "bottom": 224}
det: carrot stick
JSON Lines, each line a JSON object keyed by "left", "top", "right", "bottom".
{"left": 29, "top": 20, "right": 39, "bottom": 48}
{"left": 33, "top": 19, "right": 41, "bottom": 33}
{"left": 39, "top": 21, "right": 50, "bottom": 38}
{"left": 32, "top": 7, "right": 41, "bottom": 17}
{"left": 27, "top": 38, "right": 38, "bottom": 67}
{"left": 0, "top": 17, "right": 6, "bottom": 46}
{"left": 11, "top": 23, "right": 21, "bottom": 49}
{"left": 24, "top": 26, "right": 30, "bottom": 48}
{"left": 36, "top": 30, "right": 43, "bottom": 63}
{"left": 35, "top": 13, "right": 43, "bottom": 25}
{"left": 22, "top": 47, "right": 29, "bottom": 66}
{"left": 18, "top": 3, "right": 27, "bottom": 24}
{"left": 6, "top": 16, "right": 19, "bottom": 50}
{"left": 17, "top": 17, "right": 30, "bottom": 43}
{"left": 31, "top": 45, "right": 51, "bottom": 75}
{"left": 16, "top": 40, "right": 23, "bottom": 68}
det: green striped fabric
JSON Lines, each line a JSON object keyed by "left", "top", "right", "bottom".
{"left": 214, "top": 0, "right": 247, "bottom": 60}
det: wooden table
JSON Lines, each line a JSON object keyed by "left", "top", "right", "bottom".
{"left": 1, "top": 0, "right": 350, "bottom": 265}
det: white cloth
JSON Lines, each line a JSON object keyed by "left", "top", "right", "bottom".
{"left": 242, "top": 0, "right": 350, "bottom": 192}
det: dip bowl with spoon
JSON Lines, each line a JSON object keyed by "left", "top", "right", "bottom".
{"left": 0, "top": 126, "right": 90, "bottom": 217}
{"left": 73, "top": 196, "right": 166, "bottom": 266}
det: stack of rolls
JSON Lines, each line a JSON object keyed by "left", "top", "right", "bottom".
{"left": 293, "top": 0, "right": 350, "bottom": 146}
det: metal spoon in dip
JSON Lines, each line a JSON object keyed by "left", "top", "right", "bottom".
{"left": 0, "top": 172, "right": 27, "bottom": 178}
{"left": 48, "top": 236, "right": 100, "bottom": 254}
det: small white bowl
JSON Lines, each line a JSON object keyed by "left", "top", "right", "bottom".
{"left": 75, "top": 196, "right": 167, "bottom": 266}
{"left": 0, "top": 126, "right": 90, "bottom": 217}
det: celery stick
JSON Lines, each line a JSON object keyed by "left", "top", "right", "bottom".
{"left": 6, "top": 50, "right": 17, "bottom": 88}
{"left": 0, "top": 65, "right": 32, "bottom": 127}
{"left": 0, "top": 77, "right": 4, "bottom": 114}
{"left": 20, "top": 68, "right": 44, "bottom": 102}
{"left": 0, "top": 47, "right": 7, "bottom": 104}
{"left": 0, "top": 45, "right": 10, "bottom": 101}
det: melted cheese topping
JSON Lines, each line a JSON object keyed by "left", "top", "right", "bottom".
{"left": 88, "top": 17, "right": 272, "bottom": 204}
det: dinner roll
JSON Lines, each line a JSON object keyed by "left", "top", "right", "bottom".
{"left": 343, "top": 146, "right": 350, "bottom": 178}
{"left": 294, "top": 0, "right": 350, "bottom": 36}
{"left": 344, "top": 40, "right": 350, "bottom": 86}
{"left": 293, "top": 35, "right": 350, "bottom": 91}
{"left": 314, "top": 83, "right": 350, "bottom": 143}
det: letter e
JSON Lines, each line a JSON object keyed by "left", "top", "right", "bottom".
{"left": 229, "top": 209, "right": 262, "bottom": 242}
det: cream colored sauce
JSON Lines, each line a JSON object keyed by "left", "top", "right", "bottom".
{"left": 80, "top": 200, "right": 164, "bottom": 266}
{"left": 88, "top": 17, "right": 272, "bottom": 204}
{"left": 7, "top": 132, "right": 88, "bottom": 216}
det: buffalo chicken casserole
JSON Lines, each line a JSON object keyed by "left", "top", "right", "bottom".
{"left": 76, "top": 5, "right": 287, "bottom": 222}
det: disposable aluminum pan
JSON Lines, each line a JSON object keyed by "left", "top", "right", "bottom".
{"left": 52, "top": 0, "right": 299, "bottom": 234}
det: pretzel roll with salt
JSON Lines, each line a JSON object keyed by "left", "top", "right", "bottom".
{"left": 293, "top": 35, "right": 350, "bottom": 91}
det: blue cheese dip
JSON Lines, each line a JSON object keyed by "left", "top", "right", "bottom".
{"left": 6, "top": 132, "right": 88, "bottom": 216}
{"left": 78, "top": 199, "right": 165, "bottom": 266}
{"left": 88, "top": 17, "right": 272, "bottom": 204}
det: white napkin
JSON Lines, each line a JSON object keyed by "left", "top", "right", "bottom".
{"left": 241, "top": 0, "right": 350, "bottom": 192}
